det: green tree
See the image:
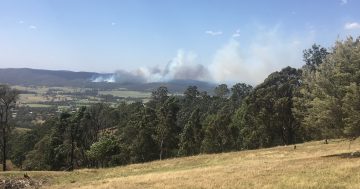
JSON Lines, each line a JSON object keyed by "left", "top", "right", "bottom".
{"left": 117, "top": 103, "right": 158, "bottom": 164}
{"left": 154, "top": 97, "right": 179, "bottom": 160}
{"left": 201, "top": 106, "right": 234, "bottom": 153}
{"left": 86, "top": 103, "right": 111, "bottom": 142}
{"left": 178, "top": 108, "right": 203, "bottom": 156}
{"left": 87, "top": 135, "right": 120, "bottom": 168}
{"left": 214, "top": 84, "right": 230, "bottom": 98}
{"left": 230, "top": 83, "right": 253, "bottom": 103}
{"left": 299, "top": 37, "right": 360, "bottom": 142}
{"left": 343, "top": 83, "right": 360, "bottom": 139}
{"left": 0, "top": 85, "right": 19, "bottom": 171}
{"left": 293, "top": 44, "right": 328, "bottom": 141}
{"left": 131, "top": 107, "right": 158, "bottom": 162}
{"left": 229, "top": 83, "right": 253, "bottom": 112}
{"left": 149, "top": 86, "right": 169, "bottom": 108}
{"left": 10, "top": 130, "right": 38, "bottom": 169}
{"left": 13, "top": 118, "right": 56, "bottom": 170}
{"left": 68, "top": 106, "right": 86, "bottom": 171}
{"left": 22, "top": 136, "right": 52, "bottom": 170}
{"left": 50, "top": 112, "right": 71, "bottom": 170}
{"left": 234, "top": 67, "right": 301, "bottom": 149}
{"left": 303, "top": 44, "right": 329, "bottom": 71}
{"left": 184, "top": 86, "right": 200, "bottom": 100}
{"left": 177, "top": 86, "right": 201, "bottom": 132}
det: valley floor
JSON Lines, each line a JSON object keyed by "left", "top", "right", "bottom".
{"left": 1, "top": 139, "right": 360, "bottom": 189}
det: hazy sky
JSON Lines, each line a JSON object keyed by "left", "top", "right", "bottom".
{"left": 1, "top": 0, "right": 360, "bottom": 84}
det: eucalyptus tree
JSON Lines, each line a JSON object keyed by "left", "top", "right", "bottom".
{"left": 234, "top": 67, "right": 301, "bottom": 149}
{"left": 0, "top": 85, "right": 19, "bottom": 171}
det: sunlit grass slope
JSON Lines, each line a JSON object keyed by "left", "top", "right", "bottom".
{"left": 1, "top": 139, "right": 360, "bottom": 189}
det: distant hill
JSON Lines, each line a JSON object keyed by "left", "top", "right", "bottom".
{"left": 0, "top": 68, "right": 102, "bottom": 86}
{"left": 0, "top": 68, "right": 215, "bottom": 92}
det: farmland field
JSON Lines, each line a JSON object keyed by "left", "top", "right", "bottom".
{"left": 11, "top": 85, "right": 153, "bottom": 128}
{"left": 99, "top": 90, "right": 151, "bottom": 98}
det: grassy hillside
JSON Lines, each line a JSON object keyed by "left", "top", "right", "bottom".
{"left": 1, "top": 139, "right": 360, "bottom": 189}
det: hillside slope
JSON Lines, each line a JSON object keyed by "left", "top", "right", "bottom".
{"left": 1, "top": 139, "right": 360, "bottom": 189}
{"left": 0, "top": 68, "right": 102, "bottom": 86}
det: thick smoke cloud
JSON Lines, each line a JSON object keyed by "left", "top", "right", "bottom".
{"left": 93, "top": 25, "right": 314, "bottom": 85}
{"left": 209, "top": 26, "right": 314, "bottom": 85}
{"left": 92, "top": 50, "right": 211, "bottom": 83}
{"left": 154, "top": 50, "right": 210, "bottom": 81}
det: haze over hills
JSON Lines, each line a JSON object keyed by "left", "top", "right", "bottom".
{"left": 0, "top": 68, "right": 216, "bottom": 92}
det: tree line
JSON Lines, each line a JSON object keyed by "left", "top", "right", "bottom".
{"left": 2, "top": 36, "right": 360, "bottom": 171}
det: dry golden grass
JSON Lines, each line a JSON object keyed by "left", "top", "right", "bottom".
{"left": 1, "top": 139, "right": 360, "bottom": 189}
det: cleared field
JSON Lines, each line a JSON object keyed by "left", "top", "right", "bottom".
{"left": 25, "top": 104, "right": 53, "bottom": 108}
{"left": 15, "top": 85, "right": 149, "bottom": 108}
{"left": 13, "top": 127, "right": 31, "bottom": 134}
{"left": 13, "top": 85, "right": 84, "bottom": 94}
{"left": 12, "top": 85, "right": 49, "bottom": 94}
{"left": 99, "top": 90, "right": 151, "bottom": 98}
{"left": 19, "top": 94, "right": 74, "bottom": 103}
{"left": 19, "top": 94, "right": 49, "bottom": 103}
{"left": 1, "top": 139, "right": 360, "bottom": 188}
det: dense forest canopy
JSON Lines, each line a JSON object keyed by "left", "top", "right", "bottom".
{"left": 2, "top": 36, "right": 360, "bottom": 171}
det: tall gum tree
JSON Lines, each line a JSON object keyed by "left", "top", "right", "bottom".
{"left": 0, "top": 85, "right": 19, "bottom": 171}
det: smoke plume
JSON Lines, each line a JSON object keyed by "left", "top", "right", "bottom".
{"left": 93, "top": 25, "right": 314, "bottom": 85}
{"left": 209, "top": 26, "right": 313, "bottom": 85}
{"left": 92, "top": 50, "right": 211, "bottom": 83}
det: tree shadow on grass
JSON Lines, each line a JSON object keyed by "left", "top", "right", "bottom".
{"left": 322, "top": 151, "right": 360, "bottom": 159}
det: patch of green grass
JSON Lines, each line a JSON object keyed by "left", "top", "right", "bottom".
{"left": 19, "top": 94, "right": 49, "bottom": 104}
{"left": 99, "top": 90, "right": 151, "bottom": 98}
{"left": 13, "top": 127, "right": 31, "bottom": 134}
{"left": 57, "top": 106, "right": 71, "bottom": 110}
{"left": 26, "top": 104, "right": 53, "bottom": 108}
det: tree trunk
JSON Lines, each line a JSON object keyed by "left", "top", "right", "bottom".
{"left": 70, "top": 133, "right": 75, "bottom": 171}
{"left": 0, "top": 87, "right": 19, "bottom": 172}
{"left": 281, "top": 126, "right": 287, "bottom": 145}
{"left": 2, "top": 107, "right": 8, "bottom": 172}
{"left": 159, "top": 139, "right": 164, "bottom": 160}
{"left": 287, "top": 125, "right": 294, "bottom": 145}
{"left": 349, "top": 139, "right": 352, "bottom": 150}
{"left": 2, "top": 126, "right": 6, "bottom": 171}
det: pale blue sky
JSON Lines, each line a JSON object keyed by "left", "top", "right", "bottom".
{"left": 0, "top": 0, "right": 360, "bottom": 83}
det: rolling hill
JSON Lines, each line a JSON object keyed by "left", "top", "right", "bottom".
{"left": 1, "top": 139, "right": 359, "bottom": 188}
{"left": 0, "top": 68, "right": 103, "bottom": 87}
{"left": 0, "top": 68, "right": 216, "bottom": 92}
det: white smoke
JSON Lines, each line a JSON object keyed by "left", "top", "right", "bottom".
{"left": 143, "top": 50, "right": 210, "bottom": 82}
{"left": 209, "top": 26, "right": 313, "bottom": 85}
{"left": 93, "top": 25, "right": 314, "bottom": 85}
{"left": 92, "top": 75, "right": 115, "bottom": 82}
{"left": 92, "top": 50, "right": 211, "bottom": 83}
